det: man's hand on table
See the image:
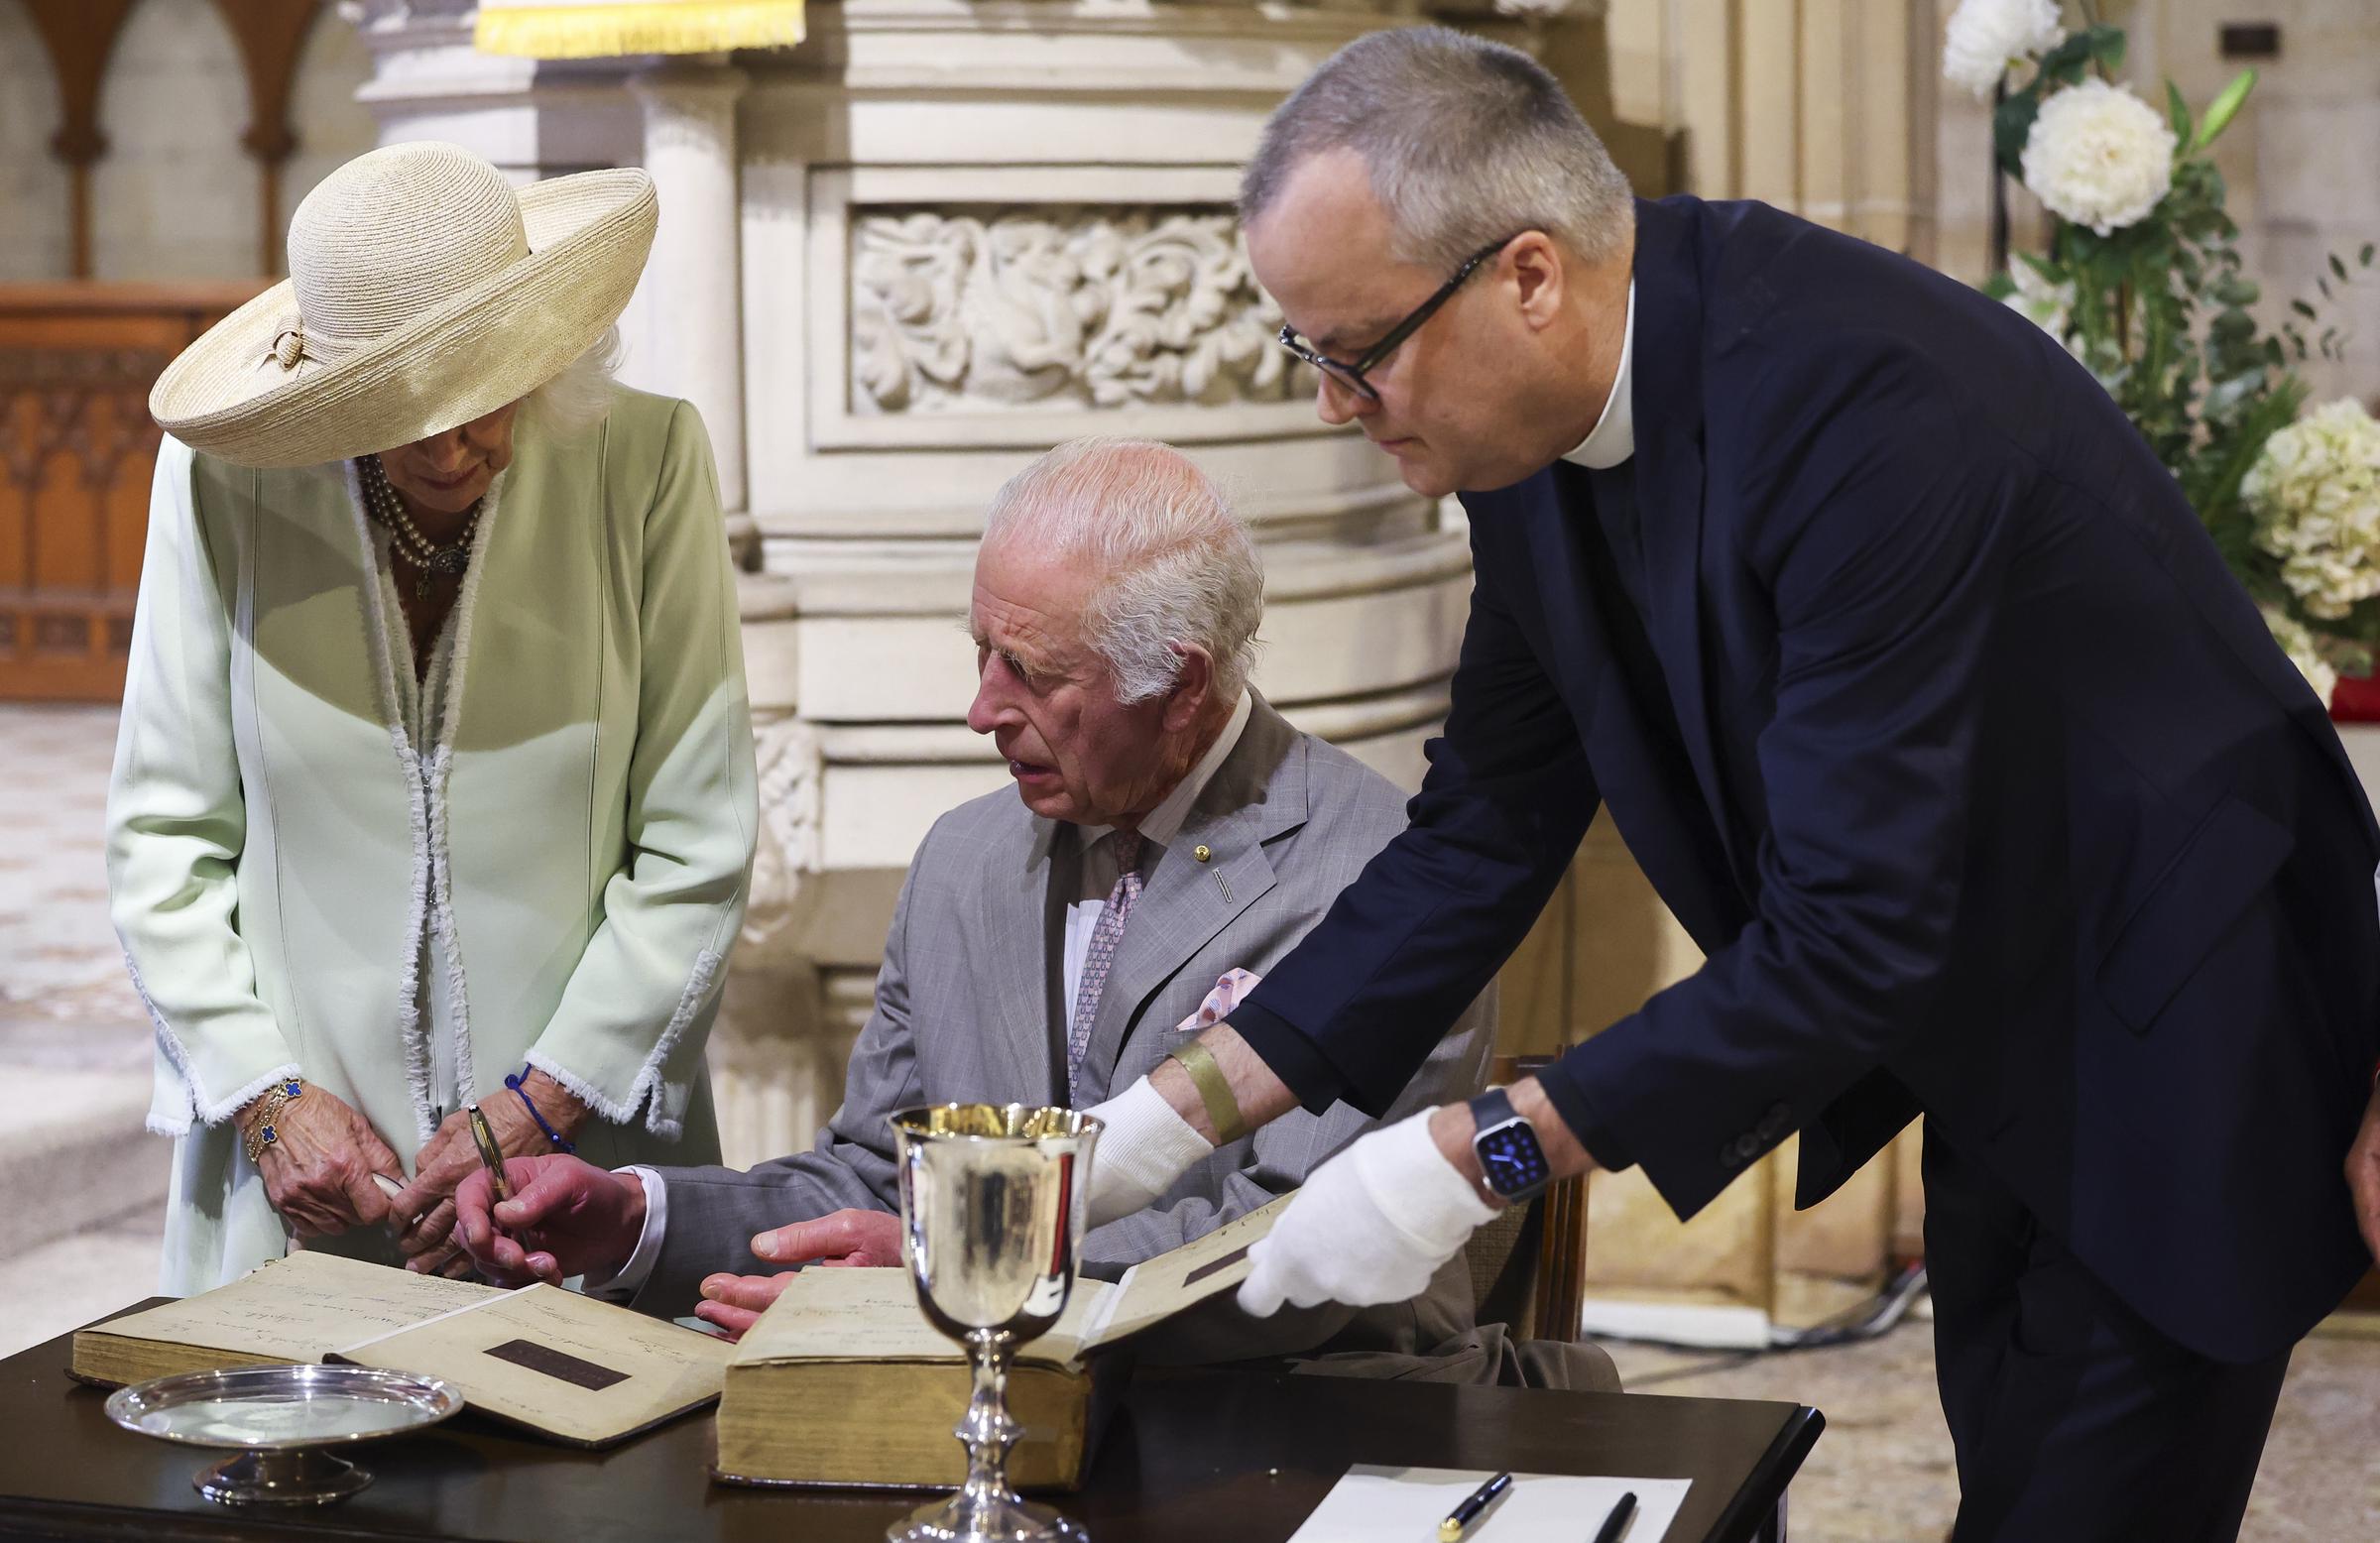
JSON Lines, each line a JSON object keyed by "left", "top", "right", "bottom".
{"left": 1237, "top": 1080, "right": 1597, "bottom": 1316}
{"left": 451, "top": 1153, "right": 646, "bottom": 1287}
{"left": 695, "top": 1208, "right": 903, "bottom": 1340}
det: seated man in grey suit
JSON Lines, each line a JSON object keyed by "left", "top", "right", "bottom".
{"left": 456, "top": 438, "right": 1606, "bottom": 1384}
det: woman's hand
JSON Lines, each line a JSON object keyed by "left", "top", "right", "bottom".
{"left": 391, "top": 1071, "right": 590, "bottom": 1273}
{"left": 244, "top": 1086, "right": 405, "bottom": 1240}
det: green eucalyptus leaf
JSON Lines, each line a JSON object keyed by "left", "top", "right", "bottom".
{"left": 2166, "top": 80, "right": 2193, "bottom": 143}
{"left": 2330, "top": 253, "right": 2350, "bottom": 282}
{"left": 2195, "top": 69, "right": 2256, "bottom": 151}
{"left": 1993, "top": 89, "right": 2041, "bottom": 176}
{"left": 2292, "top": 299, "right": 2319, "bottom": 319}
{"left": 2087, "top": 26, "right": 2127, "bottom": 75}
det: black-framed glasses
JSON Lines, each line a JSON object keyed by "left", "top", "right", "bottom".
{"left": 1275, "top": 234, "right": 1521, "bottom": 402}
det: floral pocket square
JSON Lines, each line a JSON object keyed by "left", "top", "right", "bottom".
{"left": 1174, "top": 967, "right": 1262, "bottom": 1033}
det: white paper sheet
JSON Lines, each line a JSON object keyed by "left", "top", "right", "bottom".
{"left": 1287, "top": 1466, "right": 1693, "bottom": 1543}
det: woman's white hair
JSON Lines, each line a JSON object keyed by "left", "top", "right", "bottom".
{"left": 982, "top": 437, "right": 1264, "bottom": 705}
{"left": 521, "top": 323, "right": 623, "bottom": 439}
{"left": 1240, "top": 27, "right": 1634, "bottom": 271}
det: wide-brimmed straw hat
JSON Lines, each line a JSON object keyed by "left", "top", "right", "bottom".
{"left": 150, "top": 141, "right": 656, "bottom": 469}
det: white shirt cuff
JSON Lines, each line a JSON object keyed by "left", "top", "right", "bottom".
{"left": 583, "top": 1165, "right": 666, "bottom": 1301}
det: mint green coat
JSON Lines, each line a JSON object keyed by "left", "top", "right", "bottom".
{"left": 107, "top": 387, "right": 757, "bottom": 1293}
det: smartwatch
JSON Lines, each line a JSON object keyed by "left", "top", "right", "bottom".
{"left": 1467, "top": 1088, "right": 1553, "bottom": 1204}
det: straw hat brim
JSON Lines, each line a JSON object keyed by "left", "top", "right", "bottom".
{"left": 151, "top": 169, "right": 657, "bottom": 470}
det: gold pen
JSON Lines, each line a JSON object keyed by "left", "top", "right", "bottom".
{"left": 466, "top": 1102, "right": 512, "bottom": 1205}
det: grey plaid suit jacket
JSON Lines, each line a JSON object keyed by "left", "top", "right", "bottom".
{"left": 630, "top": 695, "right": 1494, "bottom": 1362}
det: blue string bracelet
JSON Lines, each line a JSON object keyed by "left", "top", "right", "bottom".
{"left": 505, "top": 1067, "right": 576, "bottom": 1153}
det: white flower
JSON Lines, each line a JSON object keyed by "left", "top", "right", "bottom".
{"left": 1943, "top": 0, "right": 2064, "bottom": 99}
{"left": 2246, "top": 399, "right": 2380, "bottom": 621}
{"left": 2260, "top": 607, "right": 2337, "bottom": 705}
{"left": 2002, "top": 259, "right": 2079, "bottom": 350}
{"left": 2020, "top": 78, "right": 2178, "bottom": 235}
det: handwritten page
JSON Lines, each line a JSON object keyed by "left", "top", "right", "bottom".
{"left": 732, "top": 1267, "right": 1116, "bottom": 1370}
{"left": 93, "top": 1250, "right": 502, "bottom": 1364}
{"left": 1082, "top": 1193, "right": 1289, "bottom": 1352}
{"left": 1289, "top": 1468, "right": 1693, "bottom": 1543}
{"left": 340, "top": 1283, "right": 734, "bottom": 1446}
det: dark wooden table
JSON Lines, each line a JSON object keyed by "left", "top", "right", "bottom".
{"left": 0, "top": 1319, "right": 1820, "bottom": 1543}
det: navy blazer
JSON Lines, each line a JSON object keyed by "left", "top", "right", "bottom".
{"left": 1235, "top": 195, "right": 2380, "bottom": 1363}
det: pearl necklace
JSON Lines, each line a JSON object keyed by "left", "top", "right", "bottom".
{"left": 360, "top": 454, "right": 480, "bottom": 599}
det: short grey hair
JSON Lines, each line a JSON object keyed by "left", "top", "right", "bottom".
{"left": 982, "top": 438, "right": 1263, "bottom": 705}
{"left": 1241, "top": 27, "right": 1634, "bottom": 272}
{"left": 522, "top": 323, "right": 623, "bottom": 439}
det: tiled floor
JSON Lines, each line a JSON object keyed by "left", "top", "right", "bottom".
{"left": 0, "top": 704, "right": 142, "bottom": 1024}
{"left": 6, "top": 701, "right": 2379, "bottom": 1540}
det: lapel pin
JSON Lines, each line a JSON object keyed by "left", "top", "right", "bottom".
{"left": 1193, "top": 844, "right": 1212, "bottom": 863}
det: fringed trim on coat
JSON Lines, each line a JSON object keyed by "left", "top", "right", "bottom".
{"left": 418, "top": 478, "right": 500, "bottom": 1112}
{"left": 526, "top": 946, "right": 722, "bottom": 1141}
{"left": 128, "top": 947, "right": 299, "bottom": 1134}
{"left": 340, "top": 458, "right": 507, "bottom": 1144}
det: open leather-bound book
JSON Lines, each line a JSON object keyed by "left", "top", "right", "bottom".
{"left": 714, "top": 1194, "right": 1288, "bottom": 1490}
{"left": 70, "top": 1250, "right": 732, "bottom": 1448}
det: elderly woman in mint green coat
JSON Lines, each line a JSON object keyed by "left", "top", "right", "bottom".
{"left": 112, "top": 142, "right": 757, "bottom": 1293}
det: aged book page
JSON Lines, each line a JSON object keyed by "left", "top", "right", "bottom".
{"left": 85, "top": 1250, "right": 502, "bottom": 1365}
{"left": 339, "top": 1283, "right": 735, "bottom": 1447}
{"left": 1080, "top": 1193, "right": 1288, "bottom": 1352}
{"left": 731, "top": 1193, "right": 1289, "bottom": 1371}
{"left": 731, "top": 1267, "right": 1116, "bottom": 1369}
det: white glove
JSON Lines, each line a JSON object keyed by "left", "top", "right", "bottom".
{"left": 1080, "top": 971, "right": 1263, "bottom": 1230}
{"left": 1083, "top": 1076, "right": 1212, "bottom": 1230}
{"left": 1238, "top": 1109, "right": 1495, "bottom": 1316}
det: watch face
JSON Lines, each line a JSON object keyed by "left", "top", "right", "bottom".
{"left": 1477, "top": 1121, "right": 1551, "bottom": 1197}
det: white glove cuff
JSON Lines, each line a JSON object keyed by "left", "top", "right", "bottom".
{"left": 1354, "top": 1110, "right": 1498, "bottom": 1254}
{"left": 1084, "top": 1076, "right": 1213, "bottom": 1229}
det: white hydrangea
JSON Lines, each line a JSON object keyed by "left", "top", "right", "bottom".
{"left": 2260, "top": 607, "right": 2337, "bottom": 706}
{"left": 1942, "top": 0, "right": 2064, "bottom": 99}
{"left": 2020, "top": 78, "right": 2178, "bottom": 236}
{"left": 2247, "top": 399, "right": 2380, "bottom": 622}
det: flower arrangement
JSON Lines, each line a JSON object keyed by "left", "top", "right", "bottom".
{"left": 1948, "top": 0, "right": 2378, "bottom": 699}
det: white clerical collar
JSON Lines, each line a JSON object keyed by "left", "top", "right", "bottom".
{"left": 1561, "top": 280, "right": 1636, "bottom": 471}
{"left": 1083, "top": 688, "right": 1252, "bottom": 852}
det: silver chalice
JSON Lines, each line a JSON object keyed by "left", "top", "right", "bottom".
{"left": 889, "top": 1103, "right": 1100, "bottom": 1543}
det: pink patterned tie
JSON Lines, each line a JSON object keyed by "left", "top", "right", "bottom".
{"left": 1068, "top": 830, "right": 1144, "bottom": 1095}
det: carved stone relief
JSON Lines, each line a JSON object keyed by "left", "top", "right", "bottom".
{"left": 743, "top": 715, "right": 825, "bottom": 956}
{"left": 850, "top": 205, "right": 1315, "bottom": 414}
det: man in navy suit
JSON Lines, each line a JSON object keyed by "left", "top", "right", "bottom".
{"left": 1077, "top": 28, "right": 2380, "bottom": 1541}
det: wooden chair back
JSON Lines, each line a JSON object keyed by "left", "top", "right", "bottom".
{"left": 1462, "top": 1053, "right": 1590, "bottom": 1341}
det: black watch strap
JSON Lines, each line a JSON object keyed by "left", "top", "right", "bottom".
{"left": 1468, "top": 1087, "right": 1551, "bottom": 1203}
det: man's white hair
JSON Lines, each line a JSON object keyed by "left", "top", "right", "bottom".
{"left": 1240, "top": 27, "right": 1634, "bottom": 272}
{"left": 982, "top": 437, "right": 1263, "bottom": 705}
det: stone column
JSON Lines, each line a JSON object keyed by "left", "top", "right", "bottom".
{"left": 628, "top": 60, "right": 748, "bottom": 513}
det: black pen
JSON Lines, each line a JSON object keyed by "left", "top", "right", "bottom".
{"left": 1437, "top": 1471, "right": 1512, "bottom": 1541}
{"left": 1590, "top": 1490, "right": 1637, "bottom": 1543}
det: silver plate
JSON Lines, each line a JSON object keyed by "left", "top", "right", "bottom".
{"left": 104, "top": 1365, "right": 464, "bottom": 1506}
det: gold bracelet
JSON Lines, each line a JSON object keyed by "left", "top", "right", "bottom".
{"left": 1169, "top": 1040, "right": 1248, "bottom": 1146}
{"left": 238, "top": 1079, "right": 305, "bottom": 1165}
